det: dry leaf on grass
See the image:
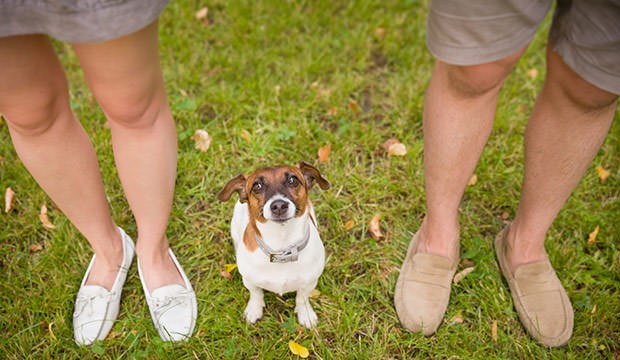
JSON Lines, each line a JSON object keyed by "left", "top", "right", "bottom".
{"left": 453, "top": 267, "right": 474, "bottom": 284}
{"left": 527, "top": 68, "right": 538, "bottom": 79}
{"left": 368, "top": 214, "right": 383, "bottom": 240}
{"left": 39, "top": 203, "right": 56, "bottom": 229}
{"left": 342, "top": 220, "right": 355, "bottom": 230}
{"left": 467, "top": 174, "right": 478, "bottom": 186}
{"left": 240, "top": 129, "right": 252, "bottom": 143}
{"left": 491, "top": 320, "right": 498, "bottom": 343}
{"left": 587, "top": 225, "right": 599, "bottom": 244}
{"left": 5, "top": 187, "right": 15, "bottom": 213}
{"left": 382, "top": 138, "right": 407, "bottom": 156}
{"left": 596, "top": 165, "right": 610, "bottom": 182}
{"left": 327, "top": 107, "right": 337, "bottom": 116}
{"left": 349, "top": 99, "right": 359, "bottom": 114}
{"left": 288, "top": 340, "right": 309, "bottom": 358}
{"left": 220, "top": 270, "right": 232, "bottom": 279}
{"left": 318, "top": 144, "right": 331, "bottom": 163}
{"left": 374, "top": 27, "right": 386, "bottom": 40}
{"left": 450, "top": 312, "right": 464, "bottom": 324}
{"left": 30, "top": 243, "right": 43, "bottom": 253}
{"left": 195, "top": 7, "right": 209, "bottom": 24}
{"left": 192, "top": 129, "right": 212, "bottom": 152}
{"left": 309, "top": 289, "right": 321, "bottom": 298}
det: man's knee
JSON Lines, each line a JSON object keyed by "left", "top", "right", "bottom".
{"left": 440, "top": 50, "right": 524, "bottom": 99}
{"left": 553, "top": 68, "right": 618, "bottom": 114}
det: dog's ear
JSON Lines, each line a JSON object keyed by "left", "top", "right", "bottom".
{"left": 297, "top": 161, "right": 330, "bottom": 190}
{"left": 218, "top": 174, "right": 248, "bottom": 203}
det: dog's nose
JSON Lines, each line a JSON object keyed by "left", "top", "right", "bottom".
{"left": 270, "top": 200, "right": 289, "bottom": 216}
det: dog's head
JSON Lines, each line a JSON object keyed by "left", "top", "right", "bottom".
{"left": 218, "top": 161, "right": 330, "bottom": 223}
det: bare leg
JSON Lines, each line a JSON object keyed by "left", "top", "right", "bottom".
{"left": 72, "top": 21, "right": 183, "bottom": 291}
{"left": 506, "top": 48, "right": 617, "bottom": 271}
{"left": 0, "top": 35, "right": 122, "bottom": 290}
{"left": 419, "top": 49, "right": 525, "bottom": 259}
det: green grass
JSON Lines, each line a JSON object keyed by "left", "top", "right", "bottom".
{"left": 1, "top": 0, "right": 619, "bottom": 358}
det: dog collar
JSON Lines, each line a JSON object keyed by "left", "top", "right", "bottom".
{"left": 254, "top": 223, "right": 312, "bottom": 263}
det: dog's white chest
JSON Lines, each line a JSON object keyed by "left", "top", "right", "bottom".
{"left": 230, "top": 202, "right": 325, "bottom": 295}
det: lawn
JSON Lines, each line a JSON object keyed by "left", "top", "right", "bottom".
{"left": 1, "top": 1, "right": 618, "bottom": 359}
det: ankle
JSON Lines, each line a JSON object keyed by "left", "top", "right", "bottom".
{"left": 93, "top": 230, "right": 124, "bottom": 269}
{"left": 417, "top": 217, "right": 460, "bottom": 259}
{"left": 135, "top": 235, "right": 170, "bottom": 263}
{"left": 505, "top": 224, "right": 547, "bottom": 272}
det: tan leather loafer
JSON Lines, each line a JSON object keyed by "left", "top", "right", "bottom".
{"left": 495, "top": 226, "right": 573, "bottom": 347}
{"left": 394, "top": 231, "right": 459, "bottom": 336}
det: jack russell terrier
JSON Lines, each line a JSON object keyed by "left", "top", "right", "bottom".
{"left": 218, "top": 161, "right": 330, "bottom": 328}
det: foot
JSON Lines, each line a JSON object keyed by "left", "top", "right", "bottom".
{"left": 74, "top": 227, "right": 134, "bottom": 345}
{"left": 495, "top": 225, "right": 573, "bottom": 347}
{"left": 295, "top": 297, "right": 318, "bottom": 329}
{"left": 394, "top": 229, "right": 459, "bottom": 336}
{"left": 138, "top": 248, "right": 197, "bottom": 342}
{"left": 244, "top": 301, "right": 265, "bottom": 324}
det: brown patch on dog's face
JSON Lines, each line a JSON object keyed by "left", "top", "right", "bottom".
{"left": 245, "top": 165, "right": 310, "bottom": 223}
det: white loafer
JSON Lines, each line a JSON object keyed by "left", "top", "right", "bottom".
{"left": 138, "top": 249, "right": 197, "bottom": 342}
{"left": 73, "top": 227, "right": 134, "bottom": 346}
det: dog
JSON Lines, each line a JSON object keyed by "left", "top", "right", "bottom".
{"left": 218, "top": 161, "right": 330, "bottom": 328}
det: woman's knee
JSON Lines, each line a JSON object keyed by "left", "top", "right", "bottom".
{"left": 1, "top": 87, "right": 70, "bottom": 137}
{"left": 95, "top": 85, "right": 168, "bottom": 130}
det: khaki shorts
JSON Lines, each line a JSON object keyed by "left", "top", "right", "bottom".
{"left": 427, "top": 0, "right": 620, "bottom": 94}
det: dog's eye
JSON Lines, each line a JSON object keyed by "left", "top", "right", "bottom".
{"left": 287, "top": 176, "right": 300, "bottom": 188}
{"left": 251, "top": 182, "right": 264, "bottom": 193}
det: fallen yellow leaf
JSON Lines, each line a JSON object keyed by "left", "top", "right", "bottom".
{"left": 587, "top": 225, "right": 599, "bottom": 244}
{"left": 491, "top": 320, "right": 498, "bottom": 343}
{"left": 527, "top": 68, "right": 538, "bottom": 79}
{"left": 453, "top": 266, "right": 474, "bottom": 284}
{"left": 342, "top": 220, "right": 355, "bottom": 230}
{"left": 309, "top": 289, "right": 321, "bottom": 298}
{"left": 192, "top": 129, "right": 212, "bottom": 152}
{"left": 5, "top": 187, "right": 15, "bottom": 213}
{"left": 327, "top": 107, "right": 337, "bottom": 116}
{"left": 39, "top": 203, "right": 56, "bottom": 229}
{"left": 318, "top": 144, "right": 331, "bottom": 163}
{"left": 240, "top": 129, "right": 252, "bottom": 143}
{"left": 467, "top": 174, "right": 478, "bottom": 186}
{"left": 224, "top": 263, "right": 237, "bottom": 273}
{"left": 368, "top": 214, "right": 383, "bottom": 240}
{"left": 596, "top": 165, "right": 610, "bottom": 182}
{"left": 288, "top": 340, "right": 309, "bottom": 358}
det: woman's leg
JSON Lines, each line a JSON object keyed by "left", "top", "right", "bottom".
{"left": 0, "top": 35, "right": 122, "bottom": 290}
{"left": 72, "top": 21, "right": 183, "bottom": 291}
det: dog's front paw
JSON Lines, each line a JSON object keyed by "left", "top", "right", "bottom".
{"left": 295, "top": 305, "right": 318, "bottom": 329}
{"left": 244, "top": 301, "right": 264, "bottom": 324}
